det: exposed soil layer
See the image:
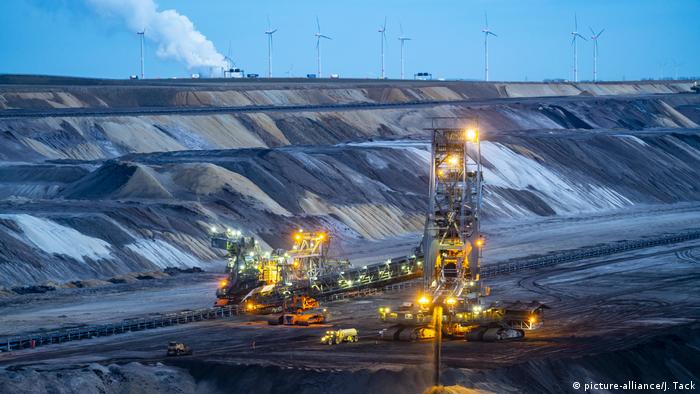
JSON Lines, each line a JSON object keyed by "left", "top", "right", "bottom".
{"left": 1, "top": 129, "right": 699, "bottom": 287}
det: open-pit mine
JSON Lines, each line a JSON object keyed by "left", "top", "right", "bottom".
{"left": 0, "top": 75, "right": 699, "bottom": 393}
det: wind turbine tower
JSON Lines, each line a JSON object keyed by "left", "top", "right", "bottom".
{"left": 137, "top": 30, "right": 145, "bottom": 79}
{"left": 398, "top": 24, "right": 412, "bottom": 80}
{"left": 378, "top": 17, "right": 387, "bottom": 79}
{"left": 570, "top": 14, "right": 587, "bottom": 82}
{"left": 482, "top": 13, "right": 497, "bottom": 81}
{"left": 589, "top": 27, "right": 605, "bottom": 82}
{"left": 265, "top": 17, "right": 278, "bottom": 78}
{"left": 314, "top": 17, "right": 332, "bottom": 77}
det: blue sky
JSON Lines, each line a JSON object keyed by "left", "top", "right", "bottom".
{"left": 0, "top": 0, "right": 698, "bottom": 81}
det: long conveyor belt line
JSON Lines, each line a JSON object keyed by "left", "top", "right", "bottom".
{"left": 2, "top": 229, "right": 698, "bottom": 353}
{"left": 479, "top": 229, "right": 700, "bottom": 278}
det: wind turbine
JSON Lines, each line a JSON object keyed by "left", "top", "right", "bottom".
{"left": 589, "top": 27, "right": 605, "bottom": 82}
{"left": 482, "top": 12, "right": 497, "bottom": 81}
{"left": 670, "top": 60, "right": 681, "bottom": 80}
{"left": 378, "top": 17, "right": 387, "bottom": 79}
{"left": 314, "top": 16, "right": 332, "bottom": 77}
{"left": 264, "top": 16, "right": 278, "bottom": 78}
{"left": 398, "top": 23, "right": 411, "bottom": 80}
{"left": 570, "top": 14, "right": 587, "bottom": 82}
{"left": 136, "top": 30, "right": 145, "bottom": 79}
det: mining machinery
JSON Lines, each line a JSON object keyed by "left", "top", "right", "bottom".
{"left": 237, "top": 229, "right": 351, "bottom": 313}
{"left": 166, "top": 341, "right": 193, "bottom": 357}
{"left": 212, "top": 229, "right": 268, "bottom": 306}
{"left": 211, "top": 227, "right": 422, "bottom": 312}
{"left": 286, "top": 229, "right": 351, "bottom": 285}
{"left": 379, "top": 119, "right": 543, "bottom": 341}
{"left": 321, "top": 328, "right": 359, "bottom": 345}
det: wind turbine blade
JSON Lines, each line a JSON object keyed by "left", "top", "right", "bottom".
{"left": 488, "top": 31, "right": 497, "bottom": 37}
{"left": 316, "top": 16, "right": 321, "bottom": 33}
{"left": 598, "top": 28, "right": 605, "bottom": 37}
{"left": 576, "top": 33, "right": 587, "bottom": 41}
{"left": 271, "top": 29, "right": 277, "bottom": 34}
{"left": 400, "top": 22, "right": 404, "bottom": 35}
{"left": 589, "top": 26, "right": 595, "bottom": 36}
{"left": 267, "top": 15, "right": 271, "bottom": 30}
{"left": 321, "top": 34, "right": 332, "bottom": 40}
{"left": 485, "top": 11, "right": 489, "bottom": 28}
{"left": 574, "top": 13, "right": 578, "bottom": 31}
{"left": 571, "top": 36, "right": 576, "bottom": 46}
{"left": 383, "top": 16, "right": 387, "bottom": 30}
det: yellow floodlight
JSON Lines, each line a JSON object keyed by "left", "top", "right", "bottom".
{"left": 417, "top": 294, "right": 431, "bottom": 306}
{"left": 465, "top": 128, "right": 479, "bottom": 142}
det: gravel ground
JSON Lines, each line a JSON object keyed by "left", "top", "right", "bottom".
{"left": 1, "top": 238, "right": 697, "bottom": 393}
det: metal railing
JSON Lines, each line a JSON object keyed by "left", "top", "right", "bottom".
{"left": 0, "top": 305, "right": 238, "bottom": 353}
{"left": 481, "top": 229, "right": 700, "bottom": 278}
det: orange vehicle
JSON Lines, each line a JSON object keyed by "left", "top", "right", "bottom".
{"left": 267, "top": 308, "right": 328, "bottom": 326}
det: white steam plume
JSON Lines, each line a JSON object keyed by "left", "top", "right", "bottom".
{"left": 86, "top": 0, "right": 226, "bottom": 70}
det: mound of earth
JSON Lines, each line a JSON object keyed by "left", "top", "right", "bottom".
{"left": 168, "top": 162, "right": 291, "bottom": 216}
{"left": 60, "top": 161, "right": 171, "bottom": 199}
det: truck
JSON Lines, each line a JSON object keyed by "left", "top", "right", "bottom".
{"left": 414, "top": 72, "right": 432, "bottom": 81}
{"left": 166, "top": 341, "right": 192, "bottom": 356}
{"left": 267, "top": 307, "right": 327, "bottom": 326}
{"left": 321, "top": 328, "right": 359, "bottom": 345}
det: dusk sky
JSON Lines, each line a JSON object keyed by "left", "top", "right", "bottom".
{"left": 0, "top": 0, "right": 698, "bottom": 81}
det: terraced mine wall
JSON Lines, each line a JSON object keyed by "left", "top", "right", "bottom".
{"left": 0, "top": 77, "right": 699, "bottom": 288}
{"left": 0, "top": 78, "right": 698, "bottom": 161}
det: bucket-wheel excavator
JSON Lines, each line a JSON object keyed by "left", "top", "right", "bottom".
{"left": 212, "top": 225, "right": 423, "bottom": 313}
{"left": 212, "top": 230, "right": 269, "bottom": 307}
{"left": 212, "top": 228, "right": 351, "bottom": 313}
{"left": 379, "top": 119, "right": 545, "bottom": 341}
{"left": 238, "top": 229, "right": 350, "bottom": 314}
{"left": 286, "top": 230, "right": 351, "bottom": 286}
